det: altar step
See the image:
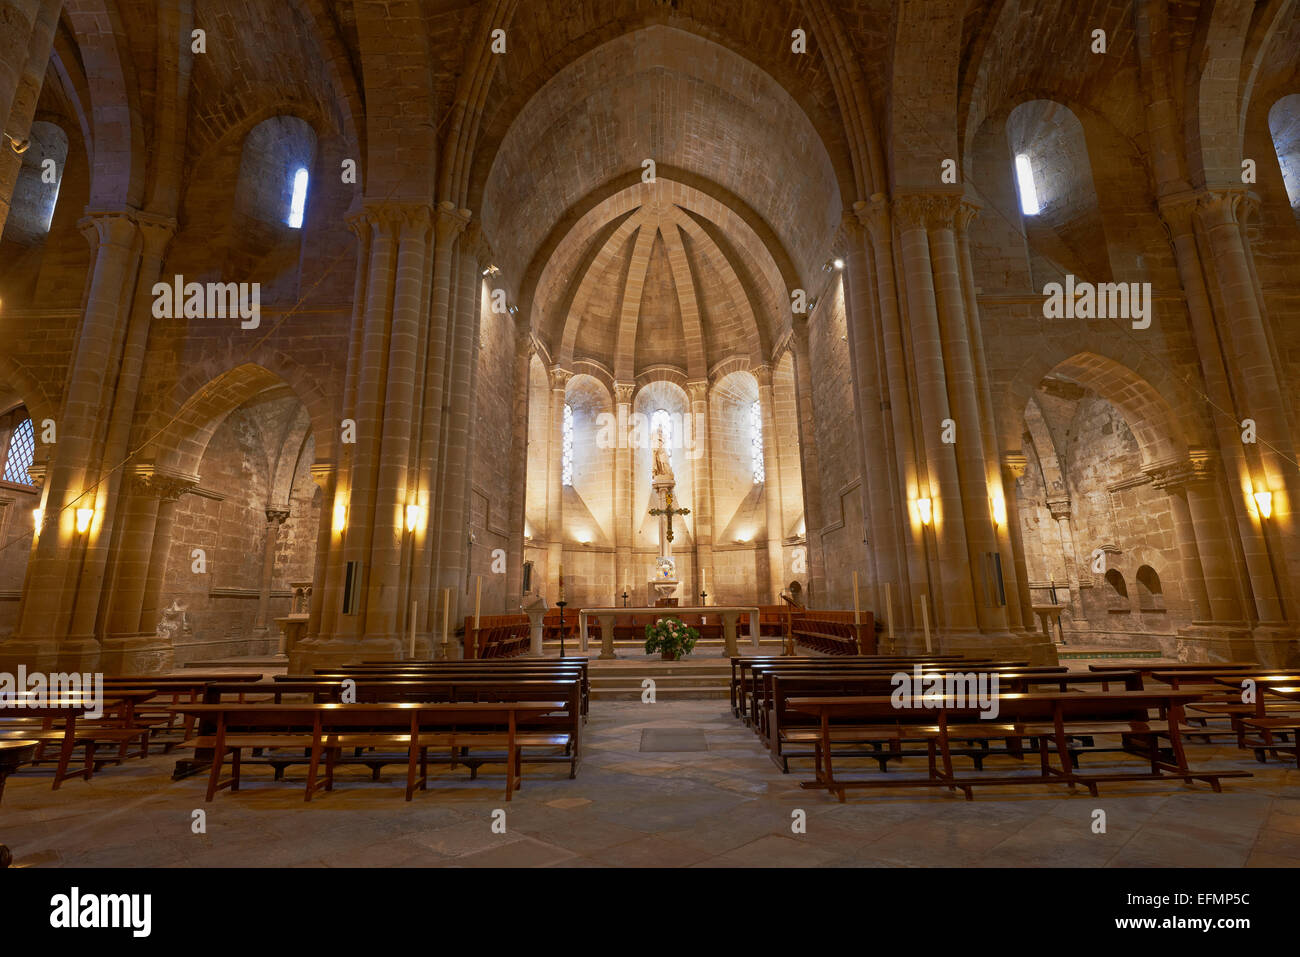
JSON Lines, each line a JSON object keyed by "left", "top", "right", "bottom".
{"left": 542, "top": 637, "right": 785, "bottom": 657}
{"left": 587, "top": 659, "right": 733, "bottom": 700}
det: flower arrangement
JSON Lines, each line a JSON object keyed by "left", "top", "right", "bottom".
{"left": 644, "top": 616, "right": 700, "bottom": 660}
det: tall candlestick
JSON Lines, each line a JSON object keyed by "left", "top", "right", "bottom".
{"left": 441, "top": 587, "right": 450, "bottom": 649}
{"left": 409, "top": 600, "right": 417, "bottom": 658}
{"left": 886, "top": 582, "right": 894, "bottom": 645}
{"left": 474, "top": 575, "right": 482, "bottom": 628}
{"left": 921, "top": 593, "right": 932, "bottom": 653}
{"left": 852, "top": 571, "right": 861, "bottom": 626}
{"left": 558, "top": 564, "right": 564, "bottom": 601}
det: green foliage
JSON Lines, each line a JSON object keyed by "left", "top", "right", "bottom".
{"left": 643, "top": 616, "right": 700, "bottom": 659}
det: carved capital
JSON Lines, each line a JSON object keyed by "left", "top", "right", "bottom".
{"left": 1145, "top": 450, "right": 1216, "bottom": 491}
{"left": 854, "top": 193, "right": 892, "bottom": 243}
{"left": 1001, "top": 451, "right": 1028, "bottom": 481}
{"left": 1156, "top": 191, "right": 1200, "bottom": 240}
{"left": 78, "top": 209, "right": 139, "bottom": 254}
{"left": 753, "top": 363, "right": 774, "bottom": 390}
{"left": 685, "top": 379, "right": 709, "bottom": 404}
{"left": 265, "top": 507, "right": 291, "bottom": 526}
{"left": 1194, "top": 187, "right": 1256, "bottom": 231}
{"left": 1046, "top": 498, "right": 1072, "bottom": 521}
{"left": 434, "top": 200, "right": 472, "bottom": 245}
{"left": 548, "top": 365, "right": 572, "bottom": 392}
{"left": 614, "top": 381, "right": 636, "bottom": 406}
{"left": 892, "top": 192, "right": 965, "bottom": 231}
{"left": 309, "top": 462, "right": 334, "bottom": 490}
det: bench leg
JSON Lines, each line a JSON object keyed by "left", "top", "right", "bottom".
{"left": 230, "top": 747, "right": 241, "bottom": 792}
{"left": 205, "top": 748, "right": 225, "bottom": 802}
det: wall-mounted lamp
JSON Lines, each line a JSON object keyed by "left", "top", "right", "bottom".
{"left": 1253, "top": 490, "right": 1273, "bottom": 520}
{"left": 5, "top": 133, "right": 29, "bottom": 155}
{"left": 915, "top": 497, "right": 933, "bottom": 526}
{"left": 481, "top": 264, "right": 500, "bottom": 277}
{"left": 822, "top": 258, "right": 845, "bottom": 272}
{"left": 32, "top": 507, "right": 42, "bottom": 534}
{"left": 404, "top": 504, "right": 426, "bottom": 532}
{"left": 332, "top": 504, "right": 348, "bottom": 534}
{"left": 75, "top": 508, "right": 94, "bottom": 534}
{"left": 507, "top": 304, "right": 519, "bottom": 316}
{"left": 990, "top": 493, "right": 1007, "bottom": 527}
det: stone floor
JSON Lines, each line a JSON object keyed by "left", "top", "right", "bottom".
{"left": 4, "top": 700, "right": 1299, "bottom": 867}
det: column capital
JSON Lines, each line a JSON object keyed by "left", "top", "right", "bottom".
{"left": 135, "top": 469, "right": 198, "bottom": 502}
{"left": 892, "top": 191, "right": 965, "bottom": 231}
{"left": 1046, "top": 498, "right": 1072, "bottom": 521}
{"left": 753, "top": 364, "right": 774, "bottom": 389}
{"left": 1156, "top": 190, "right": 1200, "bottom": 239}
{"left": 77, "top": 209, "right": 140, "bottom": 252}
{"left": 614, "top": 380, "right": 636, "bottom": 405}
{"left": 1144, "top": 450, "right": 1217, "bottom": 491}
{"left": 1001, "top": 451, "right": 1028, "bottom": 480}
{"left": 853, "top": 192, "right": 891, "bottom": 244}
{"left": 548, "top": 365, "right": 572, "bottom": 392}
{"left": 434, "top": 200, "right": 472, "bottom": 244}
{"left": 135, "top": 212, "right": 178, "bottom": 259}
{"left": 685, "top": 379, "right": 709, "bottom": 403}
{"left": 1193, "top": 187, "right": 1258, "bottom": 231}
{"left": 309, "top": 462, "right": 334, "bottom": 489}
{"left": 265, "top": 507, "right": 291, "bottom": 526}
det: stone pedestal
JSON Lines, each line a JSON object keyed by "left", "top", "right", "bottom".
{"left": 521, "top": 594, "right": 548, "bottom": 656}
{"left": 594, "top": 612, "right": 618, "bottom": 659}
{"left": 274, "top": 615, "right": 309, "bottom": 657}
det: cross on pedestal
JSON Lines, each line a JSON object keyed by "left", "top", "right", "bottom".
{"left": 649, "top": 490, "right": 690, "bottom": 543}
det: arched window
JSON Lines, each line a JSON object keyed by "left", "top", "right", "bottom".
{"left": 1014, "top": 153, "right": 1040, "bottom": 216}
{"left": 561, "top": 403, "right": 574, "bottom": 486}
{"left": 750, "top": 400, "right": 765, "bottom": 483}
{"left": 287, "top": 167, "right": 309, "bottom": 228}
{"left": 1268, "top": 94, "right": 1300, "bottom": 227}
{"left": 2, "top": 417, "right": 35, "bottom": 485}
{"left": 651, "top": 408, "right": 672, "bottom": 477}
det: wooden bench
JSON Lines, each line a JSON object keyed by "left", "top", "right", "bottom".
{"left": 0, "top": 695, "right": 154, "bottom": 788}
{"left": 729, "top": 654, "right": 968, "bottom": 718}
{"left": 463, "top": 615, "right": 532, "bottom": 659}
{"left": 171, "top": 700, "right": 570, "bottom": 802}
{"left": 787, "top": 690, "right": 1250, "bottom": 801}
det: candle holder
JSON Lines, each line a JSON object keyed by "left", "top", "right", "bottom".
{"left": 621, "top": 590, "right": 629, "bottom": 608}
{"left": 556, "top": 599, "right": 568, "bottom": 657}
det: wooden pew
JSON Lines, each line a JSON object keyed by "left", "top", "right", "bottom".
{"left": 463, "top": 615, "right": 531, "bottom": 659}
{"left": 729, "top": 654, "right": 968, "bottom": 718}
{"left": 171, "top": 700, "right": 569, "bottom": 802}
{"left": 786, "top": 689, "right": 1250, "bottom": 801}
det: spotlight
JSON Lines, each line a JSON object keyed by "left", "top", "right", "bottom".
{"left": 32, "top": 507, "right": 42, "bottom": 532}
{"left": 991, "top": 494, "right": 1007, "bottom": 527}
{"left": 1253, "top": 490, "right": 1273, "bottom": 519}
{"left": 833, "top": 258, "right": 845, "bottom": 270}
{"left": 75, "top": 508, "right": 94, "bottom": 534}
{"left": 333, "top": 504, "right": 348, "bottom": 533}
{"left": 404, "top": 504, "right": 426, "bottom": 532}
{"left": 5, "top": 133, "right": 29, "bottom": 155}
{"left": 915, "top": 497, "right": 933, "bottom": 526}
{"left": 481, "top": 264, "right": 500, "bottom": 277}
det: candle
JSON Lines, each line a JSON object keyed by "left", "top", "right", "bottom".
{"left": 441, "top": 587, "right": 450, "bottom": 648}
{"left": 921, "top": 593, "right": 932, "bottom": 653}
{"left": 558, "top": 564, "right": 565, "bottom": 601}
{"left": 409, "top": 600, "right": 417, "bottom": 658}
{"left": 474, "top": 575, "right": 482, "bottom": 628}
{"left": 852, "top": 570, "right": 861, "bottom": 626}
{"left": 886, "top": 582, "right": 895, "bottom": 645}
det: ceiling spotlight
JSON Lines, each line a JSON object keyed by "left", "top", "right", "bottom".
{"left": 481, "top": 264, "right": 500, "bottom": 277}
{"left": 5, "top": 133, "right": 30, "bottom": 155}
{"left": 507, "top": 304, "right": 518, "bottom": 316}
{"left": 832, "top": 258, "right": 845, "bottom": 270}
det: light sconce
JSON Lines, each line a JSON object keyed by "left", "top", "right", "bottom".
{"left": 333, "top": 504, "right": 348, "bottom": 534}
{"left": 507, "top": 304, "right": 519, "bottom": 316}
{"left": 1253, "top": 490, "right": 1273, "bottom": 520}
{"left": 75, "top": 508, "right": 94, "bottom": 534}
{"left": 32, "top": 507, "right": 42, "bottom": 533}
{"left": 404, "top": 504, "right": 426, "bottom": 532}
{"left": 822, "top": 258, "right": 845, "bottom": 272}
{"left": 991, "top": 494, "right": 1007, "bottom": 527}
{"left": 4, "top": 133, "right": 29, "bottom": 155}
{"left": 481, "top": 264, "right": 500, "bottom": 277}
{"left": 915, "top": 497, "right": 933, "bottom": 526}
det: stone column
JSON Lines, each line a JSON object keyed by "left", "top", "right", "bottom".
{"left": 841, "top": 218, "right": 897, "bottom": 611}
{"left": 788, "top": 323, "right": 827, "bottom": 603}
{"left": 1000, "top": 453, "right": 1037, "bottom": 633}
{"left": 103, "top": 469, "right": 166, "bottom": 638}
{"left": 305, "top": 463, "right": 334, "bottom": 638}
{"left": 364, "top": 205, "right": 431, "bottom": 643}
{"left": 1195, "top": 189, "right": 1299, "bottom": 617}
{"left": 893, "top": 193, "right": 978, "bottom": 631}
{"left": 1160, "top": 192, "right": 1288, "bottom": 625}
{"left": 0, "top": 0, "right": 59, "bottom": 239}
{"left": 137, "top": 474, "right": 196, "bottom": 639}
{"left": 756, "top": 365, "right": 785, "bottom": 602}
{"left": 254, "top": 508, "right": 291, "bottom": 633}
{"left": 504, "top": 335, "right": 534, "bottom": 601}
{"left": 613, "top": 381, "right": 635, "bottom": 600}
{"left": 545, "top": 367, "right": 571, "bottom": 595}
{"left": 857, "top": 196, "right": 920, "bottom": 629}
{"left": 1046, "top": 498, "right": 1084, "bottom": 624}
{"left": 1146, "top": 464, "right": 1212, "bottom": 622}
{"left": 686, "top": 379, "right": 714, "bottom": 604}
{"left": 15, "top": 211, "right": 140, "bottom": 660}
